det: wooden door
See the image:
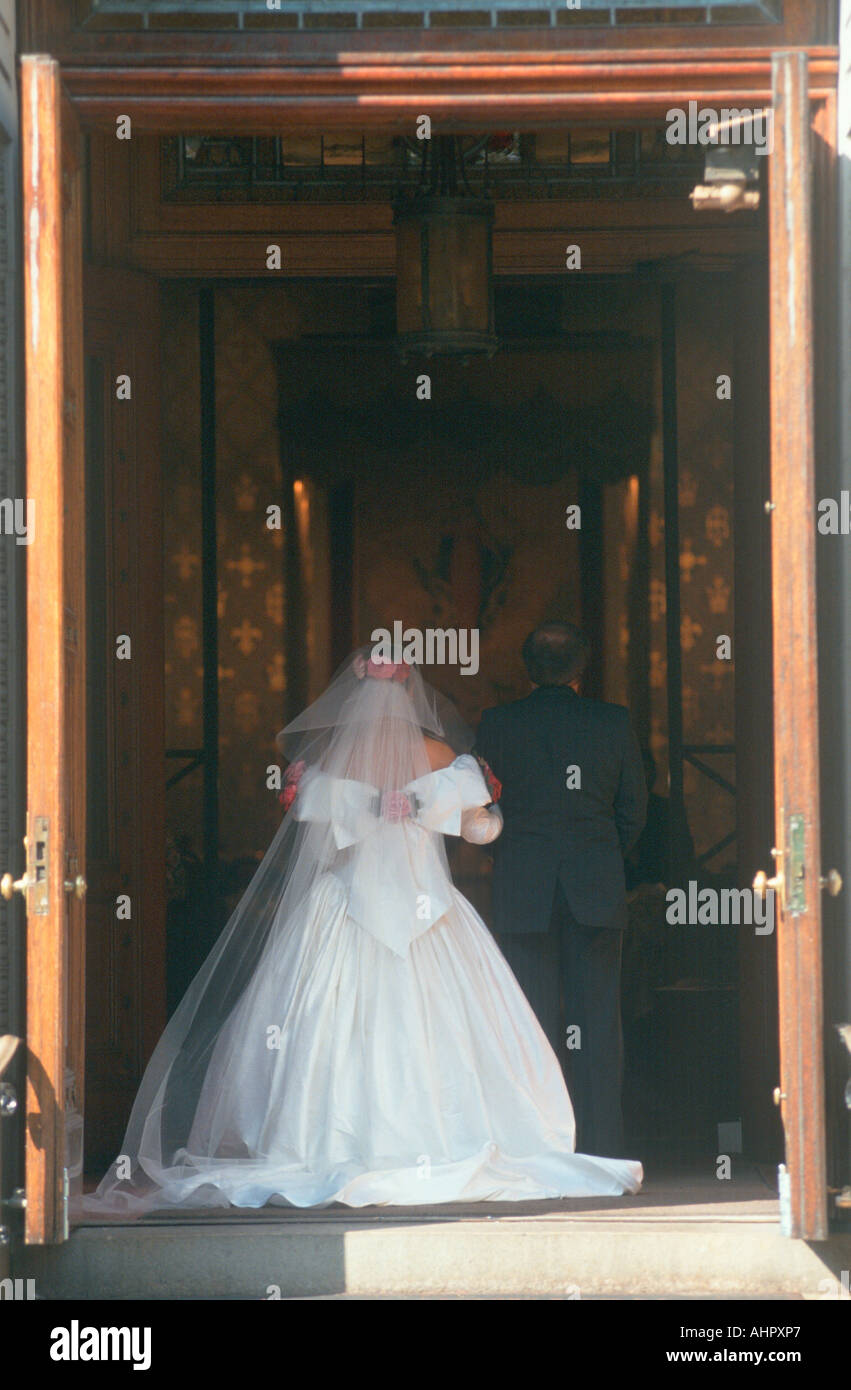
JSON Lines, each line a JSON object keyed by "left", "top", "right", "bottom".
{"left": 83, "top": 268, "right": 166, "bottom": 1172}
{"left": 20, "top": 56, "right": 85, "bottom": 1245}
{"left": 763, "top": 50, "right": 834, "bottom": 1241}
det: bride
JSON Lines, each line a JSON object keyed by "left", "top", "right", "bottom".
{"left": 87, "top": 648, "right": 642, "bottom": 1211}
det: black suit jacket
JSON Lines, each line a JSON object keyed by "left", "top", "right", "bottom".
{"left": 476, "top": 685, "right": 647, "bottom": 933}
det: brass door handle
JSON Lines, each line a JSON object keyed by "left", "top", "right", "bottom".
{"left": 820, "top": 869, "right": 843, "bottom": 897}
{"left": 0, "top": 872, "right": 32, "bottom": 901}
{"left": 63, "top": 875, "right": 87, "bottom": 900}
{"left": 754, "top": 846, "right": 783, "bottom": 904}
{"left": 3, "top": 871, "right": 87, "bottom": 900}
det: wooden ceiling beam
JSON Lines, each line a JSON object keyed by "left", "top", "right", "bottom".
{"left": 58, "top": 48, "right": 838, "bottom": 132}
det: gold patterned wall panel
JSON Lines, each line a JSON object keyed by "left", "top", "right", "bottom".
{"left": 161, "top": 283, "right": 204, "bottom": 867}
{"left": 671, "top": 276, "right": 736, "bottom": 873}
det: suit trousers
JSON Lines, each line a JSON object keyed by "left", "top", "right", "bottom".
{"left": 497, "top": 881, "right": 625, "bottom": 1158}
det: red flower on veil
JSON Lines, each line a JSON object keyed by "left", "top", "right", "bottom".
{"left": 279, "top": 759, "right": 306, "bottom": 813}
{"left": 473, "top": 754, "right": 502, "bottom": 805}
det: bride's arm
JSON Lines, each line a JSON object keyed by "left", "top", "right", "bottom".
{"left": 407, "top": 753, "right": 500, "bottom": 839}
{"left": 424, "top": 736, "right": 456, "bottom": 771}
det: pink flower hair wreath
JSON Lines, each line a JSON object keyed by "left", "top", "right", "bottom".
{"left": 353, "top": 653, "right": 412, "bottom": 683}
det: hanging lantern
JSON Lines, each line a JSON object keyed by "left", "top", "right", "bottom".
{"left": 393, "top": 136, "right": 497, "bottom": 360}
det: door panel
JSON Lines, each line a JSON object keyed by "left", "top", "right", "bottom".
{"left": 766, "top": 50, "right": 827, "bottom": 1240}
{"left": 83, "top": 268, "right": 166, "bottom": 1171}
{"left": 21, "top": 56, "right": 85, "bottom": 1245}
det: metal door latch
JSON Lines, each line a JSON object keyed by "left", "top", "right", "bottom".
{"left": 1, "top": 819, "right": 86, "bottom": 910}
{"left": 754, "top": 815, "right": 843, "bottom": 916}
{"left": 0, "top": 818, "right": 50, "bottom": 914}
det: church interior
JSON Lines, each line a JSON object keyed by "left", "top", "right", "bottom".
{"left": 80, "top": 124, "right": 778, "bottom": 1184}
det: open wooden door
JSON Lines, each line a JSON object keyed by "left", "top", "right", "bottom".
{"left": 760, "top": 51, "right": 840, "bottom": 1241}
{"left": 17, "top": 56, "right": 86, "bottom": 1244}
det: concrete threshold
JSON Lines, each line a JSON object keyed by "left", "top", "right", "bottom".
{"left": 21, "top": 1215, "right": 851, "bottom": 1300}
{"left": 20, "top": 1167, "right": 851, "bottom": 1300}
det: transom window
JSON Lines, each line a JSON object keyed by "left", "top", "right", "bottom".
{"left": 84, "top": 1, "right": 784, "bottom": 31}
{"left": 165, "top": 127, "right": 714, "bottom": 201}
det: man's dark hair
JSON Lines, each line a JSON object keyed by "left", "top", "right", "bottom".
{"left": 522, "top": 621, "right": 590, "bottom": 686}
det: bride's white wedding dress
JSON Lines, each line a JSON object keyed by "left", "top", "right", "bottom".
{"left": 87, "top": 656, "right": 642, "bottom": 1213}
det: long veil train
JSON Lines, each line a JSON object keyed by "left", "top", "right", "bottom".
{"left": 83, "top": 650, "right": 642, "bottom": 1212}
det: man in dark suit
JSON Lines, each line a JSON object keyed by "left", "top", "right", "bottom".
{"left": 476, "top": 621, "right": 647, "bottom": 1157}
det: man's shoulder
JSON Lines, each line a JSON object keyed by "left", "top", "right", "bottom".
{"left": 580, "top": 695, "right": 630, "bottom": 719}
{"left": 479, "top": 694, "right": 535, "bottom": 725}
{"left": 574, "top": 695, "right": 632, "bottom": 734}
{"left": 482, "top": 692, "right": 628, "bottom": 717}
{"left": 481, "top": 692, "right": 633, "bottom": 733}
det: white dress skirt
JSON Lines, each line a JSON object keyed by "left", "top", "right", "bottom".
{"left": 94, "top": 756, "right": 643, "bottom": 1210}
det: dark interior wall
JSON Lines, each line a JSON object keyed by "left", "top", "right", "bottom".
{"left": 160, "top": 276, "right": 738, "bottom": 873}
{"left": 275, "top": 332, "right": 651, "bottom": 727}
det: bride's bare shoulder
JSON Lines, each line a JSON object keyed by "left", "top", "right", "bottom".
{"left": 424, "top": 736, "right": 456, "bottom": 771}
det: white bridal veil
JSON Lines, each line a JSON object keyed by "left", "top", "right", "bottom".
{"left": 86, "top": 649, "right": 483, "bottom": 1212}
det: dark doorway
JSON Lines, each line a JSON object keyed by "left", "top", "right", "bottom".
{"left": 150, "top": 273, "right": 755, "bottom": 1167}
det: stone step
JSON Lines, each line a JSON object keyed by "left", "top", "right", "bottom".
{"left": 21, "top": 1212, "right": 851, "bottom": 1300}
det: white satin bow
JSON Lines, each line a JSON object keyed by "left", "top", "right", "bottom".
{"left": 293, "top": 755, "right": 491, "bottom": 956}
